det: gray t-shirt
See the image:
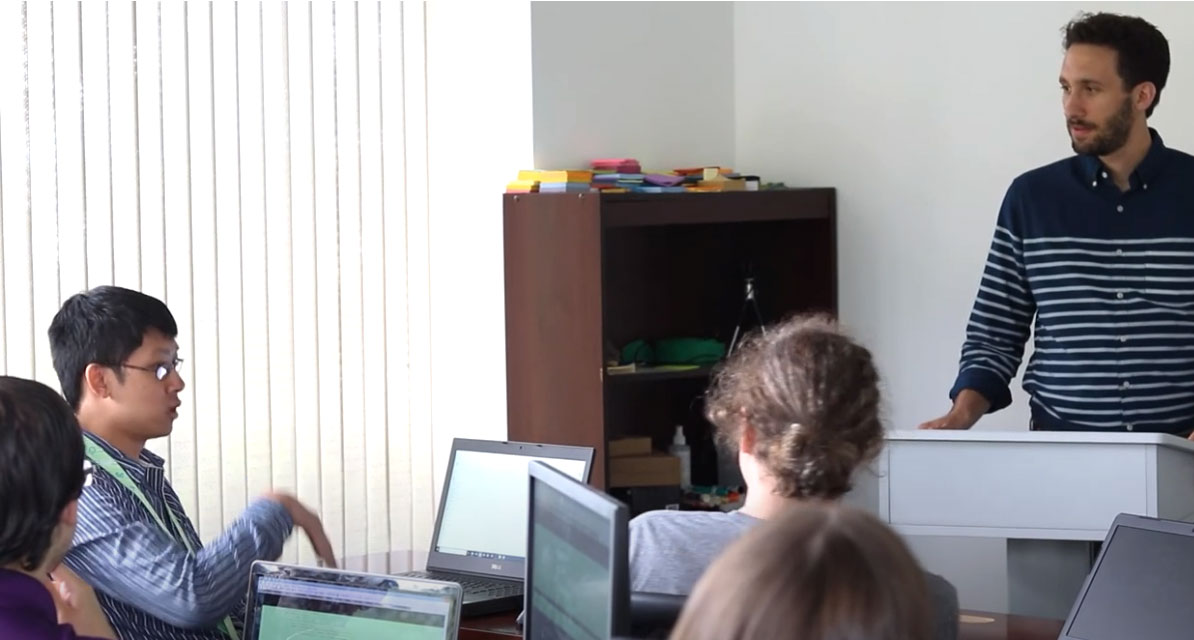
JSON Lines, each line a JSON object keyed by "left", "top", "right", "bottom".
{"left": 628, "top": 508, "right": 959, "bottom": 640}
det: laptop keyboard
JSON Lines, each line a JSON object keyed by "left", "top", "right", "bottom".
{"left": 406, "top": 571, "right": 523, "bottom": 598}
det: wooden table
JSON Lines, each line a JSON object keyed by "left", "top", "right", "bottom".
{"left": 955, "top": 611, "right": 1063, "bottom": 640}
{"left": 455, "top": 611, "right": 1063, "bottom": 640}
{"left": 342, "top": 552, "right": 1063, "bottom": 640}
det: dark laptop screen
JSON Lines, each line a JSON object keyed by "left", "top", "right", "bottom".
{"left": 1066, "top": 523, "right": 1194, "bottom": 639}
{"left": 526, "top": 461, "right": 628, "bottom": 640}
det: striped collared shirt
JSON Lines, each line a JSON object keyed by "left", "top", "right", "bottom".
{"left": 64, "top": 432, "right": 292, "bottom": 640}
{"left": 951, "top": 128, "right": 1194, "bottom": 433}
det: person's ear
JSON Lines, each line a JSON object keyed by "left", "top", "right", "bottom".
{"left": 738, "top": 420, "right": 757, "bottom": 455}
{"left": 60, "top": 500, "right": 79, "bottom": 529}
{"left": 1134, "top": 81, "right": 1157, "bottom": 115}
{"left": 83, "top": 363, "right": 112, "bottom": 400}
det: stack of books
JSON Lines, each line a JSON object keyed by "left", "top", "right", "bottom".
{"left": 539, "top": 170, "right": 594, "bottom": 193}
{"left": 592, "top": 172, "right": 643, "bottom": 192}
{"left": 592, "top": 158, "right": 642, "bottom": 174}
{"left": 505, "top": 170, "right": 541, "bottom": 194}
{"left": 507, "top": 162, "right": 765, "bottom": 195}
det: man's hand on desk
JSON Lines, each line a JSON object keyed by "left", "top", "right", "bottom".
{"left": 918, "top": 389, "right": 990, "bottom": 430}
{"left": 263, "top": 492, "right": 339, "bottom": 568}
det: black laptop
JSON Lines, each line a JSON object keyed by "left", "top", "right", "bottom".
{"left": 398, "top": 438, "right": 593, "bottom": 617}
{"left": 1059, "top": 512, "right": 1194, "bottom": 640}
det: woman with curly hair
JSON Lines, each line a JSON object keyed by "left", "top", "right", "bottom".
{"left": 629, "top": 314, "right": 958, "bottom": 639}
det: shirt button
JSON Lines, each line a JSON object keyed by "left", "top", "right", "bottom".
{"left": 1102, "top": 172, "right": 1108, "bottom": 178}
{"left": 1119, "top": 336, "right": 1128, "bottom": 343}
{"left": 1117, "top": 205, "right": 1125, "bottom": 212}
{"left": 1116, "top": 292, "right": 1124, "bottom": 299}
{"left": 1143, "top": 183, "right": 1149, "bottom": 190}
{"left": 1122, "top": 381, "right": 1131, "bottom": 389}
{"left": 1116, "top": 248, "right": 1123, "bottom": 256}
{"left": 1092, "top": 180, "right": 1098, "bottom": 187}
{"left": 1126, "top": 424, "right": 1135, "bottom": 432}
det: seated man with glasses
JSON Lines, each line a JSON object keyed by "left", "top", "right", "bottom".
{"left": 0, "top": 375, "right": 115, "bottom": 639}
{"left": 50, "top": 286, "right": 338, "bottom": 640}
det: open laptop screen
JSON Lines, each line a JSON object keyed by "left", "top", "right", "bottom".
{"left": 1062, "top": 515, "right": 1194, "bottom": 640}
{"left": 434, "top": 447, "right": 589, "bottom": 562}
{"left": 525, "top": 460, "right": 629, "bottom": 640}
{"left": 245, "top": 563, "right": 461, "bottom": 640}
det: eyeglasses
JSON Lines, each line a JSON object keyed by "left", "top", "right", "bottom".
{"left": 83, "top": 459, "right": 94, "bottom": 488}
{"left": 120, "top": 357, "right": 184, "bottom": 382}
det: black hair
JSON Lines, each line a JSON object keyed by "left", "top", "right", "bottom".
{"left": 1064, "top": 12, "right": 1170, "bottom": 117}
{"left": 48, "top": 286, "right": 178, "bottom": 409}
{"left": 0, "top": 376, "right": 86, "bottom": 570}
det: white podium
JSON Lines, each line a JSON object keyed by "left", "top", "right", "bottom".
{"left": 875, "top": 430, "right": 1194, "bottom": 619}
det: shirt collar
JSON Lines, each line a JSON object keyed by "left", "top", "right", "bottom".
{"left": 1078, "top": 127, "right": 1169, "bottom": 188}
{"left": 0, "top": 569, "right": 57, "bottom": 624}
{"left": 83, "top": 431, "right": 166, "bottom": 473}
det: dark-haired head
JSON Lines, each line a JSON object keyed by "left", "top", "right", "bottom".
{"left": 1060, "top": 13, "right": 1169, "bottom": 156}
{"left": 0, "top": 376, "right": 86, "bottom": 571}
{"left": 49, "top": 286, "right": 185, "bottom": 448}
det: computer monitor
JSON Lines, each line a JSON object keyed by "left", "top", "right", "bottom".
{"left": 1060, "top": 513, "right": 1194, "bottom": 640}
{"left": 243, "top": 561, "right": 462, "bottom": 640}
{"left": 525, "top": 460, "right": 629, "bottom": 640}
{"left": 425, "top": 438, "right": 593, "bottom": 580}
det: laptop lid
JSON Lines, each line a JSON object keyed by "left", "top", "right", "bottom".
{"left": 243, "top": 561, "right": 462, "bottom": 640}
{"left": 525, "top": 460, "right": 630, "bottom": 639}
{"left": 1060, "top": 513, "right": 1194, "bottom": 640}
{"left": 425, "top": 438, "right": 594, "bottom": 581}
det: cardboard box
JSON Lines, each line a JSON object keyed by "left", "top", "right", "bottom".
{"left": 608, "top": 437, "right": 653, "bottom": 458}
{"left": 609, "top": 454, "right": 682, "bottom": 488}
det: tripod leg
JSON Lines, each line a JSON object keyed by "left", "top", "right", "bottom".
{"left": 750, "top": 296, "right": 766, "bottom": 335}
{"left": 728, "top": 297, "right": 752, "bottom": 354}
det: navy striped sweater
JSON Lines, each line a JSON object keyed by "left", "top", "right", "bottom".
{"left": 951, "top": 129, "right": 1194, "bottom": 434}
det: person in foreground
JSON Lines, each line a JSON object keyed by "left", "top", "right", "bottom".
{"left": 51, "top": 285, "right": 337, "bottom": 640}
{"left": 669, "top": 502, "right": 932, "bottom": 640}
{"left": 629, "top": 313, "right": 958, "bottom": 639}
{"left": 0, "top": 375, "right": 116, "bottom": 640}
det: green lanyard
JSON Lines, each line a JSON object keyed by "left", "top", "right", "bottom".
{"left": 84, "top": 438, "right": 240, "bottom": 640}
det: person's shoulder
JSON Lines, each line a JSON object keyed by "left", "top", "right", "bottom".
{"left": 1010, "top": 156, "right": 1076, "bottom": 190}
{"left": 630, "top": 509, "right": 699, "bottom": 531}
{"left": 1161, "top": 144, "right": 1194, "bottom": 169}
{"left": 631, "top": 509, "right": 754, "bottom": 535}
{"left": 923, "top": 571, "right": 960, "bottom": 609}
{"left": 76, "top": 473, "right": 128, "bottom": 508}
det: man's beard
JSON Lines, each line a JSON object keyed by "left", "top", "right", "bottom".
{"left": 1069, "top": 96, "right": 1134, "bottom": 156}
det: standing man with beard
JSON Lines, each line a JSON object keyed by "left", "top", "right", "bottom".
{"left": 920, "top": 12, "right": 1194, "bottom": 438}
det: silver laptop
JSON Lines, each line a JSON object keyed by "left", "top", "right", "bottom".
{"left": 399, "top": 438, "right": 594, "bottom": 617}
{"left": 1060, "top": 513, "right": 1194, "bottom": 640}
{"left": 243, "top": 561, "right": 462, "bottom": 640}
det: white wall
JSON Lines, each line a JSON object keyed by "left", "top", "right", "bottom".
{"left": 734, "top": 1, "right": 1194, "bottom": 611}
{"left": 531, "top": 1, "right": 735, "bottom": 170}
{"left": 426, "top": 1, "right": 534, "bottom": 500}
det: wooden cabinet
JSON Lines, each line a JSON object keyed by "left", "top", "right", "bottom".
{"left": 504, "top": 190, "right": 837, "bottom": 488}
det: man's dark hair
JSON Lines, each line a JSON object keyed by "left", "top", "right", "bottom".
{"left": 48, "top": 286, "right": 178, "bottom": 409}
{"left": 0, "top": 376, "right": 86, "bottom": 571}
{"left": 1063, "top": 12, "right": 1170, "bottom": 118}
